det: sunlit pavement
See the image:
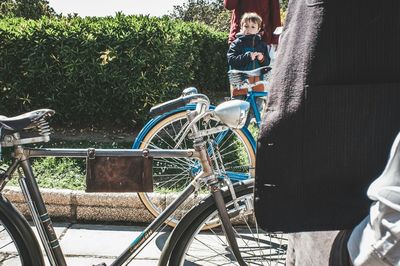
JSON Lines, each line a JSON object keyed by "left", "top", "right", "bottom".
{"left": 0, "top": 223, "right": 287, "bottom": 265}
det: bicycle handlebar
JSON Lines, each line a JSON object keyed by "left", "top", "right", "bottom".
{"left": 149, "top": 93, "right": 209, "bottom": 117}
{"left": 228, "top": 66, "right": 272, "bottom": 77}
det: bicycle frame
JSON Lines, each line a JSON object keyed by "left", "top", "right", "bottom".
{"left": 2, "top": 128, "right": 247, "bottom": 265}
{"left": 228, "top": 66, "right": 271, "bottom": 128}
{"left": 246, "top": 90, "right": 268, "bottom": 127}
{"left": 3, "top": 146, "right": 201, "bottom": 265}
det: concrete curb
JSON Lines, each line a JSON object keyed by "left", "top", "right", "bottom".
{"left": 3, "top": 187, "right": 248, "bottom": 224}
{"left": 4, "top": 186, "right": 160, "bottom": 223}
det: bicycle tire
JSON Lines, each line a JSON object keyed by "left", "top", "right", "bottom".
{"left": 329, "top": 230, "right": 352, "bottom": 266}
{"left": 164, "top": 179, "right": 287, "bottom": 266}
{"left": 135, "top": 108, "right": 256, "bottom": 228}
{"left": 0, "top": 195, "right": 44, "bottom": 265}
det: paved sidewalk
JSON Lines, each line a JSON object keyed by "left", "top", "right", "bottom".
{"left": 1, "top": 221, "right": 288, "bottom": 265}
{"left": 2, "top": 223, "right": 171, "bottom": 266}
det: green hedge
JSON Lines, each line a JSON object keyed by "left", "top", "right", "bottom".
{"left": 0, "top": 14, "right": 229, "bottom": 128}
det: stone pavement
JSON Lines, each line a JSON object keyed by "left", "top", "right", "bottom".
{"left": 1, "top": 187, "right": 288, "bottom": 265}
{"left": 1, "top": 222, "right": 171, "bottom": 265}
{"left": 1, "top": 222, "right": 288, "bottom": 266}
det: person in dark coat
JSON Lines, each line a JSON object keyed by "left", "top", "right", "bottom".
{"left": 227, "top": 12, "right": 270, "bottom": 71}
{"left": 224, "top": 0, "right": 281, "bottom": 46}
{"left": 254, "top": 0, "right": 400, "bottom": 264}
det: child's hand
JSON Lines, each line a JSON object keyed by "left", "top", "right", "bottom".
{"left": 256, "top": 53, "right": 264, "bottom": 61}
{"left": 250, "top": 52, "right": 257, "bottom": 60}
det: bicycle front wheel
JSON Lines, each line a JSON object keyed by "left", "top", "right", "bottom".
{"left": 136, "top": 109, "right": 256, "bottom": 227}
{"left": 166, "top": 180, "right": 287, "bottom": 266}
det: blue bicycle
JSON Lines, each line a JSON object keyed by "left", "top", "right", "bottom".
{"left": 133, "top": 67, "right": 271, "bottom": 226}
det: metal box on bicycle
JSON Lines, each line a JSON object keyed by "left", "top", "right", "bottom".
{"left": 85, "top": 148, "right": 153, "bottom": 193}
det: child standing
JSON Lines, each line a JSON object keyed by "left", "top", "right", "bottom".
{"left": 227, "top": 12, "right": 270, "bottom": 97}
{"left": 227, "top": 12, "right": 270, "bottom": 121}
{"left": 227, "top": 12, "right": 270, "bottom": 72}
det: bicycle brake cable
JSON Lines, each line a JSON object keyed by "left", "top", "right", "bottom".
{"left": 0, "top": 127, "right": 3, "bottom": 161}
{"left": 208, "top": 137, "right": 239, "bottom": 210}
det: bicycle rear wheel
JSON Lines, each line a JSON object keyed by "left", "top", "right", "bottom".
{"left": 136, "top": 109, "right": 256, "bottom": 227}
{"left": 165, "top": 180, "right": 287, "bottom": 265}
{"left": 0, "top": 196, "right": 44, "bottom": 265}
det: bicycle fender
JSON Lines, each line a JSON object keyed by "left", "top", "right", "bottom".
{"left": 240, "top": 126, "right": 256, "bottom": 151}
{"left": 132, "top": 104, "right": 216, "bottom": 149}
{"left": 132, "top": 104, "right": 257, "bottom": 151}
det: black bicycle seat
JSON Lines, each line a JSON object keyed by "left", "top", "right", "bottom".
{"left": 0, "top": 109, "right": 55, "bottom": 132}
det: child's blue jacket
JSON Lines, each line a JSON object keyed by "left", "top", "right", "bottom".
{"left": 227, "top": 33, "right": 270, "bottom": 70}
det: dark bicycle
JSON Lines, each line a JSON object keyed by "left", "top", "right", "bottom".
{"left": 0, "top": 91, "right": 286, "bottom": 266}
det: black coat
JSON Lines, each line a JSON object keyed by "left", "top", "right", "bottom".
{"left": 255, "top": 0, "right": 400, "bottom": 233}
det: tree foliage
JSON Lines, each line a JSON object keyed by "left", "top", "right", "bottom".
{"left": 169, "top": 0, "right": 231, "bottom": 32}
{"left": 280, "top": 0, "right": 289, "bottom": 12}
{"left": 0, "top": 0, "right": 55, "bottom": 19}
{"left": 0, "top": 15, "right": 228, "bottom": 128}
{"left": 170, "top": 0, "right": 289, "bottom": 32}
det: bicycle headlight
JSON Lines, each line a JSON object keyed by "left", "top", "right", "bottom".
{"left": 214, "top": 100, "right": 250, "bottom": 129}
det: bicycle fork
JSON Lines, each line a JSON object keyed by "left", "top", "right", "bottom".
{"left": 194, "top": 139, "right": 247, "bottom": 266}
{"left": 211, "top": 185, "right": 247, "bottom": 266}
{"left": 14, "top": 144, "right": 67, "bottom": 266}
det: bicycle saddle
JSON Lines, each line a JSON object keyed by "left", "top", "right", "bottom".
{"left": 0, "top": 109, "right": 55, "bottom": 132}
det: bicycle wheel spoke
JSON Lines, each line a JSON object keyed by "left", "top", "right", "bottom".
{"left": 216, "top": 131, "right": 236, "bottom": 150}
{"left": 0, "top": 222, "right": 35, "bottom": 264}
{"left": 222, "top": 153, "right": 247, "bottom": 166}
{"left": 156, "top": 172, "right": 191, "bottom": 188}
{"left": 152, "top": 156, "right": 194, "bottom": 170}
{"left": 190, "top": 235, "right": 235, "bottom": 264}
{"left": 218, "top": 139, "right": 242, "bottom": 155}
{"left": 153, "top": 160, "right": 191, "bottom": 172}
{"left": 0, "top": 240, "right": 14, "bottom": 250}
{"left": 160, "top": 126, "right": 180, "bottom": 146}
{"left": 170, "top": 187, "right": 287, "bottom": 266}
